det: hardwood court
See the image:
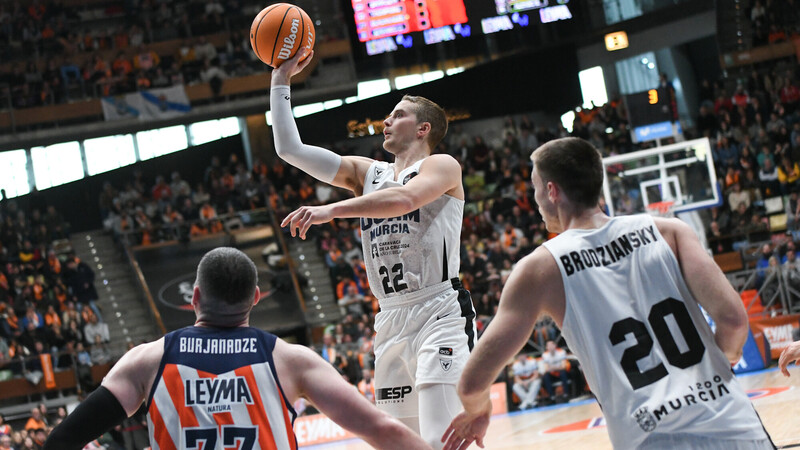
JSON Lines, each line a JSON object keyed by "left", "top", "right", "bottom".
{"left": 306, "top": 366, "right": 800, "bottom": 449}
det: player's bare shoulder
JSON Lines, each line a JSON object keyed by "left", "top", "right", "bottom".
{"left": 101, "top": 337, "right": 165, "bottom": 415}
{"left": 506, "top": 246, "right": 566, "bottom": 324}
{"left": 112, "top": 338, "right": 164, "bottom": 382}
{"left": 520, "top": 246, "right": 563, "bottom": 285}
{"left": 652, "top": 216, "right": 693, "bottom": 255}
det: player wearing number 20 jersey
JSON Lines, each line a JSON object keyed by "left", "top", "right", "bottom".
{"left": 146, "top": 326, "right": 297, "bottom": 450}
{"left": 443, "top": 138, "right": 772, "bottom": 450}
{"left": 542, "top": 214, "right": 770, "bottom": 448}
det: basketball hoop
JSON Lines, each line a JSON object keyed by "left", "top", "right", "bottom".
{"left": 646, "top": 201, "right": 675, "bottom": 218}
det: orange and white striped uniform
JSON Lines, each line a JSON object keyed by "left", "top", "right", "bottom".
{"left": 146, "top": 326, "right": 297, "bottom": 450}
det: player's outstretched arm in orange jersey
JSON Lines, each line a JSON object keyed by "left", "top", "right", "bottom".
{"left": 49, "top": 334, "right": 431, "bottom": 450}
{"left": 273, "top": 339, "right": 434, "bottom": 449}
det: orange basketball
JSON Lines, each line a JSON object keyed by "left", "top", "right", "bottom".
{"left": 250, "top": 3, "right": 315, "bottom": 68}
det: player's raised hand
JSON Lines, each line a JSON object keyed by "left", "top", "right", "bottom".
{"left": 779, "top": 340, "right": 800, "bottom": 376}
{"left": 271, "top": 48, "right": 315, "bottom": 85}
{"left": 280, "top": 205, "right": 333, "bottom": 240}
{"left": 441, "top": 410, "right": 490, "bottom": 450}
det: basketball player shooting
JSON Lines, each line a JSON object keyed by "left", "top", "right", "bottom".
{"left": 44, "top": 248, "right": 431, "bottom": 449}
{"left": 272, "top": 50, "right": 475, "bottom": 448}
{"left": 442, "top": 138, "right": 774, "bottom": 449}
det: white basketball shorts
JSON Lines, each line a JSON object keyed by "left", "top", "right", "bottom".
{"left": 372, "top": 278, "right": 476, "bottom": 418}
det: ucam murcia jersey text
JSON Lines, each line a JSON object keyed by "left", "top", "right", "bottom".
{"left": 146, "top": 326, "right": 297, "bottom": 450}
{"left": 542, "top": 214, "right": 768, "bottom": 448}
{"left": 361, "top": 159, "right": 464, "bottom": 300}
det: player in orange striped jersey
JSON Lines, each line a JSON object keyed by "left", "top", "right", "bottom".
{"left": 45, "top": 247, "right": 431, "bottom": 450}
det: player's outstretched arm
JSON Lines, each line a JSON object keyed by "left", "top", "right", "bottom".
{"left": 779, "top": 340, "right": 800, "bottom": 376}
{"left": 660, "top": 218, "right": 749, "bottom": 364}
{"left": 270, "top": 50, "right": 373, "bottom": 193}
{"left": 281, "top": 154, "right": 462, "bottom": 239}
{"left": 443, "top": 248, "right": 561, "bottom": 450}
{"left": 274, "top": 340, "right": 432, "bottom": 449}
{"left": 44, "top": 339, "right": 162, "bottom": 449}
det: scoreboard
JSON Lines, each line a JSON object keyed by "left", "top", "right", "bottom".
{"left": 624, "top": 87, "right": 677, "bottom": 129}
{"left": 346, "top": 0, "right": 577, "bottom": 56}
{"left": 352, "top": 0, "right": 468, "bottom": 42}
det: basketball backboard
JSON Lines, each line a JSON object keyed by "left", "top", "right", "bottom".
{"left": 602, "top": 138, "right": 720, "bottom": 217}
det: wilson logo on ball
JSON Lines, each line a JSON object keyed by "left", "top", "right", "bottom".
{"left": 250, "top": 3, "right": 316, "bottom": 68}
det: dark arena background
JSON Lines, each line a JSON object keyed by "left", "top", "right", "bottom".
{"left": 1, "top": 0, "right": 800, "bottom": 447}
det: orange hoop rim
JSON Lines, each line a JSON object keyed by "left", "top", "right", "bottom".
{"left": 646, "top": 201, "right": 675, "bottom": 215}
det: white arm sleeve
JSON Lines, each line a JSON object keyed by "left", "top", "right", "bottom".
{"left": 270, "top": 85, "right": 342, "bottom": 183}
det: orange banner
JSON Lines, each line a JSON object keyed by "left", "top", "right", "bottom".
{"left": 489, "top": 382, "right": 508, "bottom": 416}
{"left": 294, "top": 382, "right": 509, "bottom": 447}
{"left": 294, "top": 413, "right": 356, "bottom": 447}
{"left": 749, "top": 314, "right": 800, "bottom": 359}
{"left": 40, "top": 354, "right": 56, "bottom": 389}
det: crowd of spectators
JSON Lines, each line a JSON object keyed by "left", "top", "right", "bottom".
{"left": 749, "top": 0, "right": 800, "bottom": 46}
{"left": 0, "top": 400, "right": 143, "bottom": 449}
{"left": 0, "top": 0, "right": 342, "bottom": 110}
{"left": 101, "top": 153, "right": 281, "bottom": 245}
{"left": 0, "top": 196, "right": 113, "bottom": 397}
{"left": 697, "top": 62, "right": 800, "bottom": 254}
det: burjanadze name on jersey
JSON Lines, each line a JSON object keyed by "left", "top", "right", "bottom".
{"left": 185, "top": 376, "right": 254, "bottom": 413}
{"left": 559, "top": 225, "right": 658, "bottom": 276}
{"left": 179, "top": 337, "right": 258, "bottom": 354}
{"left": 360, "top": 209, "right": 420, "bottom": 240}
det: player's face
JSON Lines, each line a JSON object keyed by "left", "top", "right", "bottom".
{"left": 532, "top": 167, "right": 559, "bottom": 233}
{"left": 383, "top": 101, "right": 418, "bottom": 153}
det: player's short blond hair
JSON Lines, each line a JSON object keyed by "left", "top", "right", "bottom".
{"left": 401, "top": 94, "right": 448, "bottom": 150}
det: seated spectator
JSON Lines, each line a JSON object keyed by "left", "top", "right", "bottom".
{"left": 777, "top": 156, "right": 800, "bottom": 193}
{"left": 20, "top": 307, "right": 43, "bottom": 330}
{"left": 541, "top": 340, "right": 570, "bottom": 403}
{"left": 63, "top": 319, "right": 85, "bottom": 346}
{"left": 63, "top": 258, "right": 101, "bottom": 321}
{"left": 358, "top": 368, "right": 375, "bottom": 403}
{"left": 200, "top": 58, "right": 227, "bottom": 97}
{"left": 338, "top": 284, "right": 365, "bottom": 316}
{"left": 0, "top": 413, "right": 11, "bottom": 435}
{"left": 759, "top": 157, "right": 781, "bottom": 197}
{"left": 24, "top": 408, "right": 45, "bottom": 432}
{"left": 730, "top": 201, "right": 754, "bottom": 234}
{"left": 512, "top": 353, "right": 541, "bottom": 410}
{"left": 724, "top": 167, "right": 741, "bottom": 191}
{"left": 728, "top": 183, "right": 751, "bottom": 210}
{"left": 89, "top": 334, "right": 110, "bottom": 365}
{"left": 83, "top": 315, "right": 109, "bottom": 344}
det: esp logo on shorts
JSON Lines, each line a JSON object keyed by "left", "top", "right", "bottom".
{"left": 376, "top": 386, "right": 412, "bottom": 400}
{"left": 438, "top": 347, "right": 453, "bottom": 356}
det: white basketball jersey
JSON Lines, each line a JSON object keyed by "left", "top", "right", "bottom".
{"left": 542, "top": 214, "right": 768, "bottom": 448}
{"left": 360, "top": 159, "right": 463, "bottom": 300}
